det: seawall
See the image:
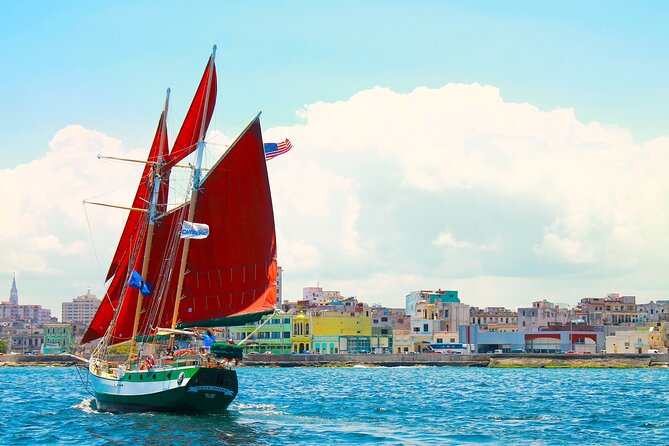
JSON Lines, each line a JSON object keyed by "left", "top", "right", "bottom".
{"left": 0, "top": 354, "right": 87, "bottom": 367}
{"left": 242, "top": 353, "right": 669, "bottom": 368}
{"left": 1, "top": 353, "right": 667, "bottom": 368}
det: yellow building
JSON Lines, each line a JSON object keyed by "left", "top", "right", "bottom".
{"left": 310, "top": 310, "right": 386, "bottom": 354}
{"left": 291, "top": 313, "right": 311, "bottom": 353}
{"left": 312, "top": 311, "right": 372, "bottom": 337}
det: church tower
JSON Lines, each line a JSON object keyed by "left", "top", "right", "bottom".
{"left": 9, "top": 273, "right": 18, "bottom": 305}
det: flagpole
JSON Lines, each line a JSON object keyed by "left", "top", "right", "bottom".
{"left": 129, "top": 88, "right": 170, "bottom": 361}
{"left": 169, "top": 46, "right": 217, "bottom": 344}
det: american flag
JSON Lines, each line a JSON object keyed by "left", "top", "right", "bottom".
{"left": 264, "top": 138, "right": 292, "bottom": 160}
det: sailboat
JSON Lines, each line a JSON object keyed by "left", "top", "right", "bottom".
{"left": 82, "top": 46, "right": 277, "bottom": 412}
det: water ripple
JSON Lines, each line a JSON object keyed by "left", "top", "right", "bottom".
{"left": 1, "top": 366, "right": 668, "bottom": 444}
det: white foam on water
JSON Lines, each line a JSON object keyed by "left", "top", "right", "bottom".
{"left": 71, "top": 398, "right": 108, "bottom": 415}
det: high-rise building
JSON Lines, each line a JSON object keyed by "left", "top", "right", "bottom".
{"left": 62, "top": 290, "right": 101, "bottom": 326}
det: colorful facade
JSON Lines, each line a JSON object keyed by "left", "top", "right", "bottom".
{"left": 42, "top": 323, "right": 72, "bottom": 354}
{"left": 229, "top": 314, "right": 293, "bottom": 354}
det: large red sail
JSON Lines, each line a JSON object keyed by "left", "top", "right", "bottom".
{"left": 164, "top": 56, "right": 217, "bottom": 170}
{"left": 177, "top": 117, "right": 277, "bottom": 327}
{"left": 140, "top": 117, "right": 275, "bottom": 335}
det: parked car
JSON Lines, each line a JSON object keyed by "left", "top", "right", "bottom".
{"left": 648, "top": 349, "right": 661, "bottom": 354}
{"left": 510, "top": 349, "right": 527, "bottom": 354}
{"left": 493, "top": 349, "right": 503, "bottom": 354}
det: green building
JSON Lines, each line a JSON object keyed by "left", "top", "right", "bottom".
{"left": 42, "top": 323, "right": 72, "bottom": 354}
{"left": 229, "top": 314, "right": 293, "bottom": 354}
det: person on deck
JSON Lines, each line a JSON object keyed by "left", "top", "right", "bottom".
{"left": 202, "top": 330, "right": 216, "bottom": 352}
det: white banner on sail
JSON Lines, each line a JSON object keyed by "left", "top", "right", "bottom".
{"left": 181, "top": 221, "right": 210, "bottom": 239}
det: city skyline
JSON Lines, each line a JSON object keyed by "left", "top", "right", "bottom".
{"left": 1, "top": 3, "right": 668, "bottom": 315}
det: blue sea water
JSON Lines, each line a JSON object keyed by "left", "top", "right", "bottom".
{"left": 0, "top": 366, "right": 667, "bottom": 445}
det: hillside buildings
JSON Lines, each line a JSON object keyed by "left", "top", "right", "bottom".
{"left": 0, "top": 275, "right": 57, "bottom": 353}
{"left": 0, "top": 275, "right": 55, "bottom": 325}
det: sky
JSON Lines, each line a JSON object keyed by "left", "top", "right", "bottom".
{"left": 1, "top": 2, "right": 668, "bottom": 318}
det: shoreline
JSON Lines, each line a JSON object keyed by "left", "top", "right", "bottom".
{"left": 2, "top": 353, "right": 668, "bottom": 368}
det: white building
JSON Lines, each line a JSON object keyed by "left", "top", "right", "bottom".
{"left": 62, "top": 290, "right": 101, "bottom": 326}
{"left": 605, "top": 327, "right": 665, "bottom": 354}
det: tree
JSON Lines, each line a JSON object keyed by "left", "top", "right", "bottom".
{"left": 0, "top": 337, "right": 8, "bottom": 354}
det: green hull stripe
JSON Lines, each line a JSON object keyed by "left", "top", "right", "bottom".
{"left": 177, "top": 310, "right": 274, "bottom": 328}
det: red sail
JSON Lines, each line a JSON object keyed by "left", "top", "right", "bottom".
{"left": 165, "top": 56, "right": 217, "bottom": 170}
{"left": 104, "top": 111, "right": 169, "bottom": 281}
{"left": 83, "top": 117, "right": 276, "bottom": 344}
{"left": 144, "top": 117, "right": 275, "bottom": 334}
{"left": 177, "top": 116, "right": 277, "bottom": 327}
{"left": 83, "top": 112, "right": 169, "bottom": 344}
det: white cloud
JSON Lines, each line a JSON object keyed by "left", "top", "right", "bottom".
{"left": 434, "top": 232, "right": 498, "bottom": 251}
{"left": 3, "top": 84, "right": 668, "bottom": 315}
{"left": 264, "top": 84, "right": 669, "bottom": 304}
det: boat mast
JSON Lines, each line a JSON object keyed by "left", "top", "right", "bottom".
{"left": 128, "top": 88, "right": 170, "bottom": 360}
{"left": 169, "top": 45, "right": 217, "bottom": 341}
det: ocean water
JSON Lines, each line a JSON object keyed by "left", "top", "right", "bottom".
{"left": 0, "top": 366, "right": 667, "bottom": 445}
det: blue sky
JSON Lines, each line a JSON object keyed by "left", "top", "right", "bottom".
{"left": 1, "top": 2, "right": 668, "bottom": 316}
{"left": 2, "top": 1, "right": 668, "bottom": 167}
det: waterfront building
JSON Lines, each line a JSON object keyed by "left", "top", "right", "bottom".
{"left": 228, "top": 313, "right": 293, "bottom": 354}
{"left": 605, "top": 326, "right": 665, "bottom": 354}
{"left": 392, "top": 330, "right": 412, "bottom": 353}
{"left": 575, "top": 293, "right": 640, "bottom": 325}
{"left": 371, "top": 306, "right": 408, "bottom": 352}
{"left": 470, "top": 307, "right": 518, "bottom": 332}
{"left": 1, "top": 322, "right": 44, "bottom": 353}
{"left": 404, "top": 289, "right": 469, "bottom": 351}
{"left": 433, "top": 331, "right": 459, "bottom": 344}
{"left": 410, "top": 300, "right": 441, "bottom": 351}
{"left": 291, "top": 313, "right": 311, "bottom": 353}
{"left": 460, "top": 325, "right": 604, "bottom": 353}
{"left": 42, "top": 323, "right": 72, "bottom": 354}
{"left": 311, "top": 306, "right": 374, "bottom": 354}
{"left": 517, "top": 300, "right": 571, "bottom": 331}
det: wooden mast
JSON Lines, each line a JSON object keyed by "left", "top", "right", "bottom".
{"left": 128, "top": 88, "right": 170, "bottom": 360}
{"left": 169, "top": 46, "right": 217, "bottom": 342}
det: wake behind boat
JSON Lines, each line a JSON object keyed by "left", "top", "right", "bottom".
{"left": 82, "top": 46, "right": 278, "bottom": 412}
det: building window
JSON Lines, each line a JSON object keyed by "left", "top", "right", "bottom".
{"left": 381, "top": 317, "right": 388, "bottom": 322}
{"left": 423, "top": 324, "right": 428, "bottom": 332}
